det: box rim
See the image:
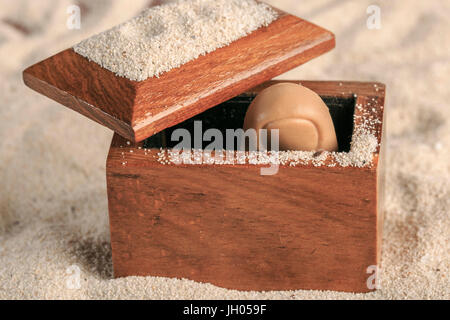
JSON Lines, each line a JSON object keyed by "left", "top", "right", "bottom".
{"left": 107, "top": 80, "right": 386, "bottom": 170}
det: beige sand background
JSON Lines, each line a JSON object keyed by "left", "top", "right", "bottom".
{"left": 0, "top": 0, "right": 449, "bottom": 299}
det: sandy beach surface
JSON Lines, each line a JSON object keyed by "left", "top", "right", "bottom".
{"left": 0, "top": 0, "right": 449, "bottom": 299}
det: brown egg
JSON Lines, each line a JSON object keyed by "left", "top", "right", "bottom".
{"left": 243, "top": 83, "right": 338, "bottom": 152}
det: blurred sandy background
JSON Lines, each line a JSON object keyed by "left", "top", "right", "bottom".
{"left": 0, "top": 0, "right": 449, "bottom": 299}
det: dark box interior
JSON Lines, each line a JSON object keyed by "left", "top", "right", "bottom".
{"left": 144, "top": 94, "right": 355, "bottom": 152}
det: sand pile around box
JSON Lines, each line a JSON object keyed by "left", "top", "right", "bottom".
{"left": 0, "top": 0, "right": 448, "bottom": 299}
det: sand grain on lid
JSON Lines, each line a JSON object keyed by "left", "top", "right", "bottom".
{"left": 73, "top": 0, "right": 278, "bottom": 81}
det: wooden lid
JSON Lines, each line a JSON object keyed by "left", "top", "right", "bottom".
{"left": 23, "top": 6, "right": 335, "bottom": 143}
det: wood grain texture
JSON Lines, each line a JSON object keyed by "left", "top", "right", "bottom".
{"left": 107, "top": 162, "right": 377, "bottom": 292}
{"left": 23, "top": 9, "right": 335, "bottom": 142}
{"left": 106, "top": 81, "right": 386, "bottom": 292}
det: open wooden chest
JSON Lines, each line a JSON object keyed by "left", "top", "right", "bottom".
{"left": 23, "top": 2, "right": 386, "bottom": 293}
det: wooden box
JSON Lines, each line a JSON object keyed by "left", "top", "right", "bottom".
{"left": 22, "top": 3, "right": 386, "bottom": 293}
{"left": 106, "top": 80, "right": 386, "bottom": 293}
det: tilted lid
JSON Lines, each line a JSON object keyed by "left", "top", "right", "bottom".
{"left": 23, "top": 1, "right": 335, "bottom": 143}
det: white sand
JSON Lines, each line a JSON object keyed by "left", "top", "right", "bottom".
{"left": 0, "top": 0, "right": 449, "bottom": 299}
{"left": 74, "top": 0, "right": 277, "bottom": 81}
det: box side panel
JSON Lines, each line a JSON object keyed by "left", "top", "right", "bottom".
{"left": 376, "top": 90, "right": 387, "bottom": 270}
{"left": 107, "top": 163, "right": 378, "bottom": 292}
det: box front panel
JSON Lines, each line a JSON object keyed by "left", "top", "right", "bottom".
{"left": 107, "top": 163, "right": 377, "bottom": 292}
